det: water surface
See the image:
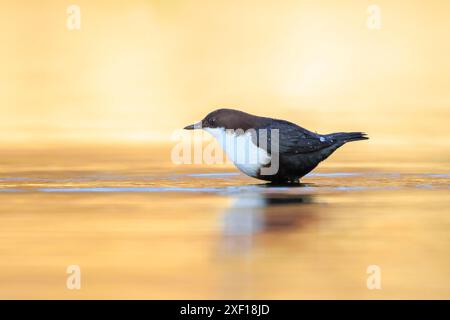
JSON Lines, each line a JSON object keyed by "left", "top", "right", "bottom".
{"left": 0, "top": 145, "right": 449, "bottom": 299}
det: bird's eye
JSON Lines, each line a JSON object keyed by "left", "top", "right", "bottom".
{"left": 211, "top": 118, "right": 216, "bottom": 123}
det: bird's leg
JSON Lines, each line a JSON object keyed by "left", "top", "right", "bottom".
{"left": 289, "top": 177, "right": 300, "bottom": 184}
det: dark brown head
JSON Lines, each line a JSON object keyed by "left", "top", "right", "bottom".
{"left": 184, "top": 108, "right": 269, "bottom": 131}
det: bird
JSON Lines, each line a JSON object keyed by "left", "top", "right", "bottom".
{"left": 184, "top": 108, "right": 368, "bottom": 184}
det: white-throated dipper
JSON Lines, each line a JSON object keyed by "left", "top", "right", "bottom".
{"left": 184, "top": 108, "right": 368, "bottom": 183}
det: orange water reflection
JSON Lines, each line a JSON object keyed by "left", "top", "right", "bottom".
{"left": 0, "top": 145, "right": 449, "bottom": 299}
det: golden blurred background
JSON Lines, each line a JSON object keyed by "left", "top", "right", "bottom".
{"left": 1, "top": 1, "right": 450, "bottom": 300}
{"left": 1, "top": 0, "right": 449, "bottom": 147}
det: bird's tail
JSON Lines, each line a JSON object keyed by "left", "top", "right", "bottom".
{"left": 326, "top": 132, "right": 369, "bottom": 143}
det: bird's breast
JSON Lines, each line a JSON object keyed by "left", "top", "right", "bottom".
{"left": 205, "top": 128, "right": 271, "bottom": 178}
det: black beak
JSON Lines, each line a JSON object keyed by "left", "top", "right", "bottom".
{"left": 184, "top": 121, "right": 202, "bottom": 130}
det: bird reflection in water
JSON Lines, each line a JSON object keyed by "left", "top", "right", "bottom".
{"left": 219, "top": 185, "right": 318, "bottom": 255}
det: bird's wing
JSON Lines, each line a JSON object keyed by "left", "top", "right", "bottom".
{"left": 252, "top": 120, "right": 336, "bottom": 155}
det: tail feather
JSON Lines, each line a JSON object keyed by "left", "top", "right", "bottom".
{"left": 326, "top": 132, "right": 369, "bottom": 143}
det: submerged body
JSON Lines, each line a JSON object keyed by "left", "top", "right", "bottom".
{"left": 185, "top": 109, "right": 368, "bottom": 183}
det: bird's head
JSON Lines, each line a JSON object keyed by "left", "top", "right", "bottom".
{"left": 184, "top": 108, "right": 259, "bottom": 131}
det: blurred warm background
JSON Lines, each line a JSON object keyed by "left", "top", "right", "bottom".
{"left": 1, "top": 0, "right": 449, "bottom": 151}
{"left": 1, "top": 1, "right": 450, "bottom": 300}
